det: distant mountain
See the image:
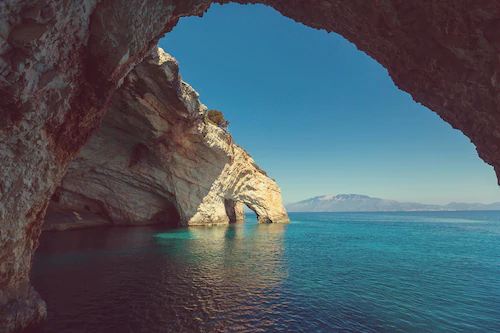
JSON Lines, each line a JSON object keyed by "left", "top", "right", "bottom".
{"left": 444, "top": 202, "right": 500, "bottom": 211}
{"left": 286, "top": 194, "right": 500, "bottom": 212}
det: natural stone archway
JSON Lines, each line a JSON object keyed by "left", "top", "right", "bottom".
{"left": 224, "top": 200, "right": 246, "bottom": 223}
{"left": 54, "top": 47, "right": 288, "bottom": 228}
{"left": 187, "top": 126, "right": 290, "bottom": 225}
{"left": 1, "top": 1, "right": 500, "bottom": 331}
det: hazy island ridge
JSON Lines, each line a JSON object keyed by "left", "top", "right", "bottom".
{"left": 286, "top": 194, "right": 500, "bottom": 212}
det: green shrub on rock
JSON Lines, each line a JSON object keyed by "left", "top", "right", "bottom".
{"left": 206, "top": 109, "right": 230, "bottom": 129}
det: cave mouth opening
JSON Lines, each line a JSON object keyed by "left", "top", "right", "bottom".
{"left": 150, "top": 201, "right": 181, "bottom": 228}
{"left": 244, "top": 203, "right": 260, "bottom": 223}
{"left": 224, "top": 198, "right": 246, "bottom": 223}
{"left": 158, "top": 2, "right": 500, "bottom": 206}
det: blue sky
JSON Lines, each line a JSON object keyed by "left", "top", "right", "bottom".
{"left": 159, "top": 3, "right": 500, "bottom": 205}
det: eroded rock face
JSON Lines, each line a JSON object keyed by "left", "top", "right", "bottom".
{"left": 1, "top": 0, "right": 500, "bottom": 331}
{"left": 55, "top": 47, "right": 289, "bottom": 227}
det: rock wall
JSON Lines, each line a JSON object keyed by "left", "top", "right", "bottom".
{"left": 55, "top": 47, "right": 289, "bottom": 227}
{"left": 0, "top": 2, "right": 210, "bottom": 330}
{"left": 1, "top": 0, "right": 500, "bottom": 331}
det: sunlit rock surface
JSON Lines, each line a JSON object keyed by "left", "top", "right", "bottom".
{"left": 54, "top": 47, "right": 289, "bottom": 227}
{"left": 1, "top": 0, "right": 500, "bottom": 331}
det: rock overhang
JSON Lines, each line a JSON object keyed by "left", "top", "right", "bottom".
{"left": 1, "top": 1, "right": 499, "bottom": 331}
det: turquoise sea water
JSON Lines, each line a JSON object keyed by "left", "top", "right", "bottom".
{"left": 31, "top": 211, "right": 500, "bottom": 332}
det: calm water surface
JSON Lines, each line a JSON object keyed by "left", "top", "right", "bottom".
{"left": 31, "top": 211, "right": 500, "bottom": 332}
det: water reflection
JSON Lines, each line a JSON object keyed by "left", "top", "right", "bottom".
{"left": 153, "top": 222, "right": 288, "bottom": 331}
{"left": 31, "top": 212, "right": 500, "bottom": 333}
{"left": 32, "top": 222, "right": 288, "bottom": 333}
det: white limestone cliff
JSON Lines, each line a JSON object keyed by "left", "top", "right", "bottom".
{"left": 53, "top": 47, "right": 289, "bottom": 227}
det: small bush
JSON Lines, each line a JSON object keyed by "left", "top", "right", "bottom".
{"left": 206, "top": 109, "right": 229, "bottom": 129}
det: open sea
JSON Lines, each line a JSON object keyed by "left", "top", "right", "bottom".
{"left": 30, "top": 211, "right": 500, "bottom": 332}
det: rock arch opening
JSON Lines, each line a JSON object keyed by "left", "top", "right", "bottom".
{"left": 223, "top": 199, "right": 267, "bottom": 223}
{"left": 162, "top": 3, "right": 500, "bottom": 204}
{"left": 243, "top": 202, "right": 269, "bottom": 224}
{"left": 224, "top": 199, "right": 245, "bottom": 223}
{"left": 149, "top": 201, "right": 181, "bottom": 228}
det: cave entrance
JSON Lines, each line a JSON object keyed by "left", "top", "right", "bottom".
{"left": 151, "top": 201, "right": 181, "bottom": 228}
{"left": 223, "top": 199, "right": 261, "bottom": 224}
{"left": 159, "top": 3, "right": 500, "bottom": 205}
{"left": 243, "top": 203, "right": 260, "bottom": 224}
{"left": 224, "top": 199, "right": 246, "bottom": 223}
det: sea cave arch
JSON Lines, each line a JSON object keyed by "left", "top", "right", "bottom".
{"left": 224, "top": 198, "right": 269, "bottom": 224}
{"left": 224, "top": 199, "right": 245, "bottom": 223}
{"left": 1, "top": 1, "right": 500, "bottom": 332}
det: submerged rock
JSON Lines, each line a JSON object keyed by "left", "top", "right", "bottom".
{"left": 53, "top": 47, "right": 289, "bottom": 227}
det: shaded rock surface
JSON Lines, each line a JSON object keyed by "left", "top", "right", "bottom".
{"left": 1, "top": 1, "right": 500, "bottom": 331}
{"left": 55, "top": 47, "right": 289, "bottom": 227}
{"left": 43, "top": 202, "right": 112, "bottom": 231}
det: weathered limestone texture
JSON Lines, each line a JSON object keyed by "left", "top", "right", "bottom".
{"left": 0, "top": 2, "right": 212, "bottom": 330}
{"left": 1, "top": 0, "right": 500, "bottom": 331}
{"left": 55, "top": 47, "right": 289, "bottom": 227}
